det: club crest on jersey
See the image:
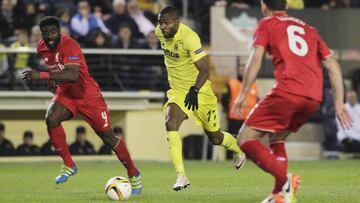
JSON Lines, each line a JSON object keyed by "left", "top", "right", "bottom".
{"left": 174, "top": 44, "right": 178, "bottom": 51}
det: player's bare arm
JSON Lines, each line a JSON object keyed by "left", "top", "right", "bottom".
{"left": 323, "top": 55, "right": 353, "bottom": 130}
{"left": 194, "top": 55, "right": 210, "bottom": 89}
{"left": 184, "top": 55, "right": 210, "bottom": 111}
{"left": 22, "top": 65, "right": 80, "bottom": 83}
{"left": 233, "top": 45, "right": 265, "bottom": 115}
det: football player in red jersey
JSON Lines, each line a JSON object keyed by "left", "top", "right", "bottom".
{"left": 232, "top": 0, "right": 352, "bottom": 202}
{"left": 22, "top": 16, "right": 142, "bottom": 194}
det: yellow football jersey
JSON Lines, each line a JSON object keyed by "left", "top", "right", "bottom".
{"left": 155, "top": 23, "right": 212, "bottom": 93}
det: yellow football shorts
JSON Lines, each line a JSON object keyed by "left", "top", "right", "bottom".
{"left": 164, "top": 89, "right": 220, "bottom": 132}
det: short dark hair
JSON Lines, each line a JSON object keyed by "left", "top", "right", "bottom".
{"left": 39, "top": 16, "right": 60, "bottom": 30}
{"left": 113, "top": 127, "right": 123, "bottom": 135}
{"left": 76, "top": 126, "right": 86, "bottom": 134}
{"left": 262, "top": 0, "right": 287, "bottom": 11}
{"left": 23, "top": 131, "right": 33, "bottom": 139}
{"left": 159, "top": 6, "right": 179, "bottom": 19}
{"left": 0, "top": 123, "right": 4, "bottom": 131}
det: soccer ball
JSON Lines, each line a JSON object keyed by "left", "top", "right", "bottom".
{"left": 105, "top": 176, "right": 132, "bottom": 201}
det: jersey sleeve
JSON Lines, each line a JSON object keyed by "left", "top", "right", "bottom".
{"left": 253, "top": 20, "right": 269, "bottom": 48}
{"left": 183, "top": 30, "right": 207, "bottom": 62}
{"left": 61, "top": 40, "right": 82, "bottom": 65}
{"left": 317, "top": 35, "right": 332, "bottom": 60}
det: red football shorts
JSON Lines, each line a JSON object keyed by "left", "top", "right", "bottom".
{"left": 52, "top": 94, "right": 112, "bottom": 132}
{"left": 245, "top": 90, "right": 320, "bottom": 133}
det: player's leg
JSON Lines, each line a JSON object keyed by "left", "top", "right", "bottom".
{"left": 203, "top": 129, "right": 246, "bottom": 170}
{"left": 78, "top": 96, "right": 141, "bottom": 194}
{"left": 237, "top": 125, "right": 288, "bottom": 196}
{"left": 194, "top": 99, "right": 245, "bottom": 170}
{"left": 269, "top": 131, "right": 290, "bottom": 172}
{"left": 45, "top": 101, "right": 77, "bottom": 184}
{"left": 165, "top": 103, "right": 189, "bottom": 191}
{"left": 96, "top": 129, "right": 142, "bottom": 195}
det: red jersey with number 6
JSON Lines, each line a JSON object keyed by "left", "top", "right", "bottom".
{"left": 37, "top": 34, "right": 101, "bottom": 99}
{"left": 253, "top": 12, "right": 331, "bottom": 102}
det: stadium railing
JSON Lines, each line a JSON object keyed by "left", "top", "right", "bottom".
{"left": 0, "top": 47, "right": 251, "bottom": 92}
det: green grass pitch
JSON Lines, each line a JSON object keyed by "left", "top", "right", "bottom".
{"left": 0, "top": 160, "right": 359, "bottom": 202}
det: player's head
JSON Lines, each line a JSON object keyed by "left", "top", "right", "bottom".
{"left": 76, "top": 126, "right": 87, "bottom": 142}
{"left": 261, "top": 0, "right": 287, "bottom": 16}
{"left": 346, "top": 90, "right": 358, "bottom": 106}
{"left": 39, "top": 16, "right": 61, "bottom": 50}
{"left": 23, "top": 131, "right": 34, "bottom": 145}
{"left": 158, "top": 6, "right": 180, "bottom": 38}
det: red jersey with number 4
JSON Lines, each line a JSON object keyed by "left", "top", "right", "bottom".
{"left": 253, "top": 12, "right": 332, "bottom": 102}
{"left": 37, "top": 35, "right": 101, "bottom": 99}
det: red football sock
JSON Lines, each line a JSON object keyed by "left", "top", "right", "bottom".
{"left": 48, "top": 125, "right": 75, "bottom": 168}
{"left": 240, "top": 140, "right": 287, "bottom": 194}
{"left": 113, "top": 137, "right": 138, "bottom": 177}
{"left": 270, "top": 141, "right": 288, "bottom": 171}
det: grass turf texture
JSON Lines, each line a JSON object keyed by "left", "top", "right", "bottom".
{"left": 0, "top": 160, "right": 359, "bottom": 203}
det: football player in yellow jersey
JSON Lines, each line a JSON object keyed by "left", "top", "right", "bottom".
{"left": 156, "top": 7, "right": 246, "bottom": 191}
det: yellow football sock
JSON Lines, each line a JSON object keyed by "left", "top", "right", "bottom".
{"left": 221, "top": 131, "right": 243, "bottom": 156}
{"left": 166, "top": 131, "right": 186, "bottom": 176}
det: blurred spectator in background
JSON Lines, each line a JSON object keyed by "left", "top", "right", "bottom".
{"left": 69, "top": 126, "right": 96, "bottom": 155}
{"left": 70, "top": 0, "right": 110, "bottom": 44}
{"left": 99, "top": 126, "right": 125, "bottom": 155}
{"left": 0, "top": 123, "right": 15, "bottom": 156}
{"left": 56, "top": 8, "right": 72, "bottom": 32}
{"left": 30, "top": 25, "right": 42, "bottom": 47}
{"left": 16, "top": 131, "right": 40, "bottom": 156}
{"left": 216, "top": 0, "right": 259, "bottom": 9}
{"left": 0, "top": 43, "right": 9, "bottom": 79}
{"left": 48, "top": 0, "right": 76, "bottom": 17}
{"left": 113, "top": 24, "right": 142, "bottom": 49}
{"left": 287, "top": 0, "right": 305, "bottom": 9}
{"left": 85, "top": 29, "right": 111, "bottom": 48}
{"left": 40, "top": 139, "right": 57, "bottom": 155}
{"left": 0, "top": 0, "right": 16, "bottom": 43}
{"left": 321, "top": 0, "right": 351, "bottom": 9}
{"left": 127, "top": 0, "right": 156, "bottom": 37}
{"left": 22, "top": 2, "right": 38, "bottom": 31}
{"left": 84, "top": 28, "right": 114, "bottom": 90}
{"left": 222, "top": 64, "right": 258, "bottom": 159}
{"left": 10, "top": 29, "right": 34, "bottom": 90}
{"left": 11, "top": 29, "right": 32, "bottom": 70}
{"left": 337, "top": 90, "right": 360, "bottom": 153}
{"left": 105, "top": 0, "right": 143, "bottom": 39}
{"left": 321, "top": 71, "right": 340, "bottom": 159}
{"left": 136, "top": 0, "right": 167, "bottom": 13}
{"left": 141, "top": 31, "right": 160, "bottom": 50}
{"left": 351, "top": 69, "right": 360, "bottom": 99}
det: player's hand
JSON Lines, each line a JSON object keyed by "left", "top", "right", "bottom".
{"left": 47, "top": 80, "right": 58, "bottom": 94}
{"left": 184, "top": 86, "right": 199, "bottom": 111}
{"left": 335, "top": 103, "right": 353, "bottom": 130}
{"left": 232, "top": 95, "right": 246, "bottom": 116}
{"left": 22, "top": 69, "right": 40, "bottom": 81}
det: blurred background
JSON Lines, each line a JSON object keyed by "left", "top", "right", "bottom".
{"left": 0, "top": 0, "right": 360, "bottom": 162}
